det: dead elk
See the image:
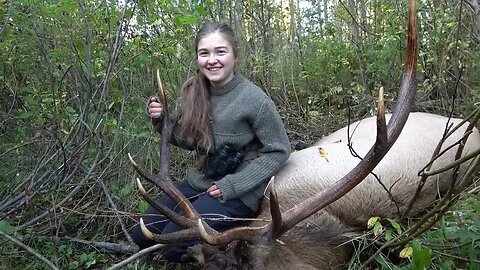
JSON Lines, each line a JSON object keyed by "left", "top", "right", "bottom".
{"left": 220, "top": 112, "right": 479, "bottom": 269}
{"left": 170, "top": 111, "right": 480, "bottom": 270}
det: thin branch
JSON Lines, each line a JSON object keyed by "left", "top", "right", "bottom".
{"left": 100, "top": 179, "right": 135, "bottom": 244}
{"left": 17, "top": 141, "right": 101, "bottom": 230}
{"left": 55, "top": 236, "right": 139, "bottom": 254}
{"left": 403, "top": 107, "right": 480, "bottom": 217}
{"left": 106, "top": 244, "right": 164, "bottom": 270}
{"left": 421, "top": 147, "right": 480, "bottom": 177}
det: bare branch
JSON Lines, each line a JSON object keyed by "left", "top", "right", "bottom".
{"left": 106, "top": 244, "right": 164, "bottom": 270}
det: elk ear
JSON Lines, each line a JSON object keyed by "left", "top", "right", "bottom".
{"left": 184, "top": 244, "right": 205, "bottom": 265}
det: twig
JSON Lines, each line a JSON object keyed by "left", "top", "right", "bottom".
{"left": 17, "top": 145, "right": 101, "bottom": 230}
{"left": 0, "top": 230, "right": 59, "bottom": 270}
{"left": 106, "top": 244, "right": 164, "bottom": 270}
{"left": 100, "top": 179, "right": 135, "bottom": 244}
{"left": 434, "top": 250, "right": 480, "bottom": 263}
{"left": 402, "top": 108, "right": 480, "bottom": 218}
{"left": 54, "top": 236, "right": 139, "bottom": 254}
{"left": 421, "top": 147, "right": 480, "bottom": 177}
{"left": 469, "top": 185, "right": 480, "bottom": 194}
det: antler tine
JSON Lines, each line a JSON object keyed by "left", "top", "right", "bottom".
{"left": 128, "top": 153, "right": 199, "bottom": 220}
{"left": 198, "top": 219, "right": 266, "bottom": 245}
{"left": 140, "top": 218, "right": 201, "bottom": 243}
{"left": 197, "top": 177, "right": 283, "bottom": 245}
{"left": 267, "top": 177, "right": 283, "bottom": 238}
{"left": 268, "top": 0, "right": 417, "bottom": 239}
{"left": 136, "top": 178, "right": 196, "bottom": 228}
{"left": 192, "top": 177, "right": 281, "bottom": 245}
{"left": 156, "top": 69, "right": 168, "bottom": 116}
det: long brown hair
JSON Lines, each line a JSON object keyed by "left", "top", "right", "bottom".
{"left": 180, "top": 22, "right": 239, "bottom": 150}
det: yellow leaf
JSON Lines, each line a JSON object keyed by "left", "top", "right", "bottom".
{"left": 367, "top": 216, "right": 380, "bottom": 229}
{"left": 399, "top": 247, "right": 413, "bottom": 258}
{"left": 318, "top": 147, "right": 330, "bottom": 162}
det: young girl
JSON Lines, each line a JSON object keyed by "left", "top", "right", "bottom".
{"left": 131, "top": 22, "right": 290, "bottom": 262}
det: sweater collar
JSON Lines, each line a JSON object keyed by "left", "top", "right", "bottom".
{"left": 209, "top": 74, "right": 243, "bottom": 96}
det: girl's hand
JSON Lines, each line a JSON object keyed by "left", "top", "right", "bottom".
{"left": 207, "top": 184, "right": 223, "bottom": 199}
{"left": 148, "top": 96, "right": 163, "bottom": 119}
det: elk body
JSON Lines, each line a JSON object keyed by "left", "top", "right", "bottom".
{"left": 231, "top": 112, "right": 480, "bottom": 269}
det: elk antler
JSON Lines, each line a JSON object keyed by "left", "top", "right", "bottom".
{"left": 129, "top": 69, "right": 218, "bottom": 243}
{"left": 197, "top": 0, "right": 418, "bottom": 245}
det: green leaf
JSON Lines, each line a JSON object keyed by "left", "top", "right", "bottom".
{"left": 68, "top": 261, "right": 79, "bottom": 270}
{"left": 385, "top": 229, "right": 392, "bottom": 241}
{"left": 138, "top": 200, "right": 149, "bottom": 213}
{"left": 18, "top": 111, "right": 33, "bottom": 119}
{"left": 18, "top": 87, "right": 35, "bottom": 94}
{"left": 174, "top": 15, "right": 199, "bottom": 26}
{"left": 65, "top": 106, "right": 76, "bottom": 114}
{"left": 412, "top": 240, "right": 432, "bottom": 270}
{"left": 58, "top": 244, "right": 67, "bottom": 253}
{"left": 80, "top": 252, "right": 96, "bottom": 268}
{"left": 373, "top": 221, "right": 383, "bottom": 236}
{"left": 120, "top": 185, "right": 132, "bottom": 196}
{"left": 80, "top": 253, "right": 89, "bottom": 264}
{"left": 387, "top": 218, "right": 402, "bottom": 234}
{"left": 138, "top": 131, "right": 150, "bottom": 139}
{"left": 438, "top": 259, "right": 454, "bottom": 270}
{"left": 196, "top": 4, "right": 206, "bottom": 16}
{"left": 0, "top": 220, "right": 16, "bottom": 234}
{"left": 125, "top": 8, "right": 134, "bottom": 20}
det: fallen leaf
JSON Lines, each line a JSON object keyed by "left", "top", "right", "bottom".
{"left": 318, "top": 147, "right": 330, "bottom": 162}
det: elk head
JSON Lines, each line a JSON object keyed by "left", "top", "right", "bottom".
{"left": 129, "top": 0, "right": 419, "bottom": 268}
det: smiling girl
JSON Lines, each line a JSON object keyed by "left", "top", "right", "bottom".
{"left": 132, "top": 22, "right": 290, "bottom": 263}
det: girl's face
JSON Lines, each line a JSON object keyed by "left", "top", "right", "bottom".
{"left": 197, "top": 32, "right": 236, "bottom": 87}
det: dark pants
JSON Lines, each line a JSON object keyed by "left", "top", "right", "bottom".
{"left": 131, "top": 181, "right": 255, "bottom": 262}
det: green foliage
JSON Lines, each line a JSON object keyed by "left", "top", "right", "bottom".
{"left": 0, "top": 220, "right": 16, "bottom": 234}
{"left": 138, "top": 200, "right": 149, "bottom": 214}
{"left": 0, "top": 0, "right": 478, "bottom": 269}
{"left": 353, "top": 192, "right": 480, "bottom": 270}
{"left": 410, "top": 240, "right": 432, "bottom": 270}
{"left": 423, "top": 194, "right": 480, "bottom": 269}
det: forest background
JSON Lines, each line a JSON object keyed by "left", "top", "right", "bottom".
{"left": 0, "top": 0, "right": 479, "bottom": 269}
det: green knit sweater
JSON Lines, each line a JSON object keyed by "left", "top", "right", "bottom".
{"left": 157, "top": 74, "right": 290, "bottom": 211}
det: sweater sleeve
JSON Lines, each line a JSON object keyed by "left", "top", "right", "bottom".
{"left": 214, "top": 98, "right": 290, "bottom": 201}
